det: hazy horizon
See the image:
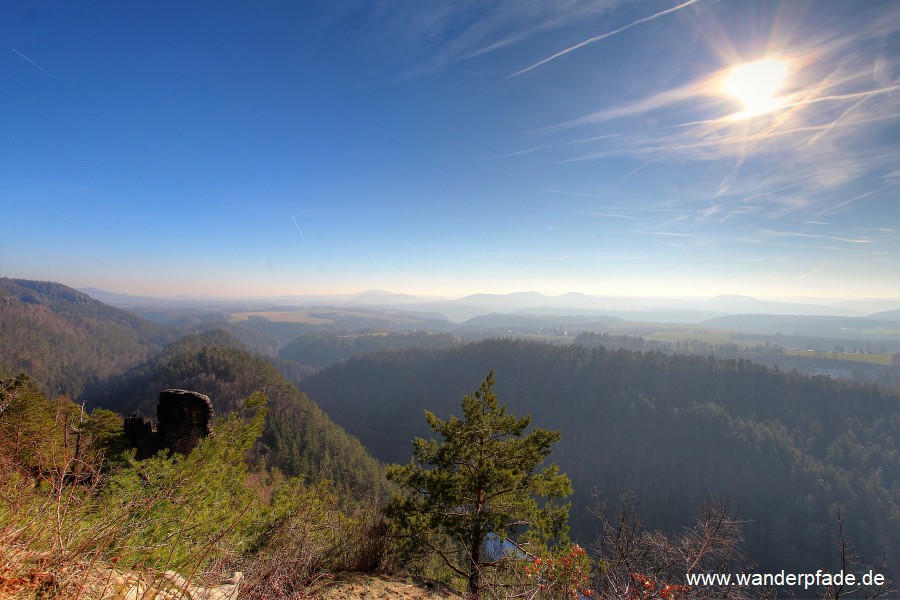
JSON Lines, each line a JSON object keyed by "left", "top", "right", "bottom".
{"left": 22, "top": 277, "right": 894, "bottom": 314}
{"left": 2, "top": 274, "right": 899, "bottom": 308}
{"left": 3, "top": 2, "right": 898, "bottom": 300}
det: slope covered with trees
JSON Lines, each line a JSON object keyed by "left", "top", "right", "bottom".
{"left": 300, "top": 339, "right": 899, "bottom": 582}
{"left": 0, "top": 278, "right": 174, "bottom": 397}
{"left": 278, "top": 331, "right": 461, "bottom": 369}
{"left": 87, "top": 330, "right": 387, "bottom": 499}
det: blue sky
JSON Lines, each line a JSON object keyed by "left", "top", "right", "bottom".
{"left": 3, "top": 1, "right": 898, "bottom": 300}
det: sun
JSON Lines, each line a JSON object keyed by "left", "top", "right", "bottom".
{"left": 722, "top": 59, "right": 789, "bottom": 119}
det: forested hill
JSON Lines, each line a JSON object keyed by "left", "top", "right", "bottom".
{"left": 300, "top": 339, "right": 899, "bottom": 580}
{"left": 86, "top": 330, "right": 387, "bottom": 499}
{"left": 278, "top": 331, "right": 461, "bottom": 369}
{"left": 0, "top": 278, "right": 174, "bottom": 396}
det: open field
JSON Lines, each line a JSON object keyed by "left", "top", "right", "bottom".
{"left": 643, "top": 328, "right": 736, "bottom": 346}
{"left": 783, "top": 349, "right": 897, "bottom": 365}
{"left": 228, "top": 308, "right": 424, "bottom": 326}
{"left": 229, "top": 310, "right": 335, "bottom": 324}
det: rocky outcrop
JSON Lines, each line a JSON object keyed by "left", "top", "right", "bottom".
{"left": 124, "top": 389, "right": 214, "bottom": 458}
{"left": 124, "top": 412, "right": 163, "bottom": 459}
{"left": 157, "top": 389, "right": 214, "bottom": 455}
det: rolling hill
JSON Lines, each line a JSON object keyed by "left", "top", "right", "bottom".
{"left": 86, "top": 330, "right": 387, "bottom": 499}
{"left": 0, "top": 278, "right": 175, "bottom": 397}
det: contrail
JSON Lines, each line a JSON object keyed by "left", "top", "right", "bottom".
{"left": 509, "top": 0, "right": 701, "bottom": 78}
{"left": 783, "top": 85, "right": 900, "bottom": 109}
{"left": 828, "top": 186, "right": 890, "bottom": 212}
{"left": 11, "top": 47, "right": 58, "bottom": 80}
{"left": 576, "top": 211, "right": 638, "bottom": 220}
{"left": 483, "top": 134, "right": 621, "bottom": 160}
{"left": 291, "top": 215, "right": 305, "bottom": 237}
{"left": 540, "top": 188, "right": 606, "bottom": 198}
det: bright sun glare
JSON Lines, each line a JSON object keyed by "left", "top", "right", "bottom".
{"left": 723, "top": 59, "right": 789, "bottom": 119}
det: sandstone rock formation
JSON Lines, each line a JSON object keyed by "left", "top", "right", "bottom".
{"left": 157, "top": 389, "right": 214, "bottom": 455}
{"left": 124, "top": 389, "right": 214, "bottom": 458}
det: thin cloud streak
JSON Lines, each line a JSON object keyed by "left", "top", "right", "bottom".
{"left": 366, "top": 1, "right": 623, "bottom": 81}
{"left": 576, "top": 211, "right": 637, "bottom": 220}
{"left": 544, "top": 77, "right": 725, "bottom": 133}
{"left": 552, "top": 83, "right": 897, "bottom": 134}
{"left": 291, "top": 215, "right": 305, "bottom": 238}
{"left": 759, "top": 230, "right": 873, "bottom": 244}
{"left": 827, "top": 186, "right": 891, "bottom": 212}
{"left": 11, "top": 47, "right": 58, "bottom": 80}
{"left": 539, "top": 189, "right": 607, "bottom": 198}
{"left": 783, "top": 85, "right": 900, "bottom": 111}
{"left": 634, "top": 230, "right": 702, "bottom": 238}
{"left": 509, "top": 0, "right": 702, "bottom": 78}
{"left": 484, "top": 134, "right": 622, "bottom": 160}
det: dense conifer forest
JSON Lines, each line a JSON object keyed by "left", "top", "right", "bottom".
{"left": 300, "top": 339, "right": 899, "bottom": 582}
{"left": 278, "top": 331, "right": 461, "bottom": 369}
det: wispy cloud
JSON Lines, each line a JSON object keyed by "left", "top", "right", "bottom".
{"left": 635, "top": 230, "right": 702, "bottom": 238}
{"left": 360, "top": 0, "right": 623, "bottom": 79}
{"left": 528, "top": 2, "right": 900, "bottom": 224}
{"left": 483, "top": 134, "right": 621, "bottom": 160}
{"left": 759, "top": 230, "right": 873, "bottom": 244}
{"left": 827, "top": 186, "right": 892, "bottom": 212}
{"left": 545, "top": 78, "right": 718, "bottom": 131}
{"left": 508, "top": 0, "right": 702, "bottom": 78}
{"left": 782, "top": 85, "right": 900, "bottom": 111}
{"left": 575, "top": 211, "right": 637, "bottom": 220}
{"left": 539, "top": 189, "right": 606, "bottom": 198}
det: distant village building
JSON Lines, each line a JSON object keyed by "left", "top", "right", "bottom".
{"left": 815, "top": 368, "right": 851, "bottom": 380}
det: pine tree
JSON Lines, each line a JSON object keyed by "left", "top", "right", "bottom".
{"left": 386, "top": 371, "right": 571, "bottom": 597}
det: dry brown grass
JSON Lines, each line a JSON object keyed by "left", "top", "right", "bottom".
{"left": 300, "top": 573, "right": 462, "bottom": 600}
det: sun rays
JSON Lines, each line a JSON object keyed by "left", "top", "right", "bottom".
{"left": 722, "top": 59, "right": 790, "bottom": 119}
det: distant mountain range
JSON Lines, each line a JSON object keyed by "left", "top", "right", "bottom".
{"left": 78, "top": 287, "right": 176, "bottom": 307}
{"left": 79, "top": 287, "right": 898, "bottom": 324}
